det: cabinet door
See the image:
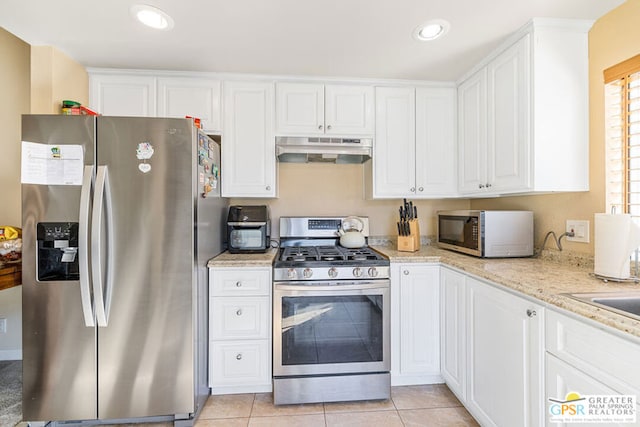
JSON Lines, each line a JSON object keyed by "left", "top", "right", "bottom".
{"left": 392, "top": 264, "right": 440, "bottom": 385}
{"left": 466, "top": 278, "right": 543, "bottom": 427}
{"left": 325, "top": 84, "right": 374, "bottom": 136}
{"left": 545, "top": 354, "right": 639, "bottom": 427}
{"left": 373, "top": 87, "right": 416, "bottom": 197}
{"left": 222, "top": 81, "right": 276, "bottom": 197}
{"left": 157, "top": 77, "right": 221, "bottom": 132}
{"left": 440, "top": 268, "right": 466, "bottom": 400}
{"left": 487, "top": 35, "right": 531, "bottom": 193}
{"left": 415, "top": 87, "right": 457, "bottom": 197}
{"left": 275, "top": 82, "right": 324, "bottom": 135}
{"left": 89, "top": 74, "right": 156, "bottom": 117}
{"left": 457, "top": 69, "right": 488, "bottom": 194}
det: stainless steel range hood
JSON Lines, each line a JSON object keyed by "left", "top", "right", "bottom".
{"left": 275, "top": 136, "right": 372, "bottom": 164}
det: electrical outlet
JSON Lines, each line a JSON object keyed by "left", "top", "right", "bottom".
{"left": 0, "top": 318, "right": 6, "bottom": 334}
{"left": 566, "top": 220, "right": 590, "bottom": 243}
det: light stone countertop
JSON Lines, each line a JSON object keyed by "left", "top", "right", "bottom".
{"left": 207, "top": 248, "right": 278, "bottom": 267}
{"left": 373, "top": 245, "right": 640, "bottom": 340}
{"left": 207, "top": 245, "right": 640, "bottom": 340}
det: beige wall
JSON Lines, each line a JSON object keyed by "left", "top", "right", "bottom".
{"left": 0, "top": 28, "right": 29, "bottom": 359}
{"left": 31, "top": 45, "right": 89, "bottom": 114}
{"left": 0, "top": 30, "right": 88, "bottom": 359}
{"left": 231, "top": 163, "right": 470, "bottom": 239}
{"left": 0, "top": 28, "right": 30, "bottom": 227}
{"left": 471, "top": 0, "right": 640, "bottom": 255}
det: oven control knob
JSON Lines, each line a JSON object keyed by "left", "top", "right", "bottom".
{"left": 328, "top": 267, "right": 338, "bottom": 278}
{"left": 303, "top": 268, "right": 313, "bottom": 279}
{"left": 353, "top": 267, "right": 363, "bottom": 278}
{"left": 368, "top": 267, "right": 379, "bottom": 278}
{"left": 287, "top": 268, "right": 297, "bottom": 280}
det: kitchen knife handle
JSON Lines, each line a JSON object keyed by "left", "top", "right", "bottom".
{"left": 92, "top": 166, "right": 115, "bottom": 328}
{"left": 79, "top": 165, "right": 95, "bottom": 327}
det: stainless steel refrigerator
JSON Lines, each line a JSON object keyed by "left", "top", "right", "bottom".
{"left": 21, "top": 115, "right": 227, "bottom": 425}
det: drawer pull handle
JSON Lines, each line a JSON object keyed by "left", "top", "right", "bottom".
{"left": 235, "top": 281, "right": 242, "bottom": 287}
{"left": 236, "top": 353, "right": 243, "bottom": 361}
{"left": 236, "top": 309, "right": 243, "bottom": 316}
{"left": 526, "top": 309, "right": 537, "bottom": 318}
{"left": 403, "top": 270, "right": 409, "bottom": 275}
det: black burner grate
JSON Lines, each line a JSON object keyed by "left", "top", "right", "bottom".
{"left": 278, "top": 245, "right": 385, "bottom": 263}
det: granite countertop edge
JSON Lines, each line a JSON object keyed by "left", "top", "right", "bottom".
{"left": 373, "top": 245, "right": 640, "bottom": 340}
{"left": 208, "top": 246, "right": 640, "bottom": 340}
{"left": 207, "top": 248, "right": 278, "bottom": 267}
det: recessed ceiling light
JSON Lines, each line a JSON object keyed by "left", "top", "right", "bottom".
{"left": 131, "top": 4, "right": 174, "bottom": 30}
{"left": 413, "top": 19, "right": 450, "bottom": 41}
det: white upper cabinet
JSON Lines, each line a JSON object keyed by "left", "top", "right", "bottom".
{"left": 415, "top": 87, "right": 457, "bottom": 197}
{"left": 457, "top": 19, "right": 591, "bottom": 196}
{"left": 369, "top": 86, "right": 456, "bottom": 198}
{"left": 487, "top": 35, "right": 530, "bottom": 192}
{"left": 222, "top": 81, "right": 276, "bottom": 198}
{"left": 372, "top": 87, "right": 416, "bottom": 197}
{"left": 276, "top": 82, "right": 374, "bottom": 136}
{"left": 89, "top": 72, "right": 222, "bottom": 133}
{"left": 89, "top": 73, "right": 156, "bottom": 117}
{"left": 457, "top": 70, "right": 487, "bottom": 193}
{"left": 157, "top": 77, "right": 221, "bottom": 133}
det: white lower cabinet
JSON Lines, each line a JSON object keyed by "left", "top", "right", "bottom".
{"left": 440, "top": 267, "right": 466, "bottom": 400}
{"left": 209, "top": 267, "right": 272, "bottom": 394}
{"left": 391, "top": 263, "right": 441, "bottom": 385}
{"left": 466, "top": 277, "right": 544, "bottom": 427}
{"left": 440, "top": 268, "right": 543, "bottom": 427}
{"left": 545, "top": 310, "right": 640, "bottom": 427}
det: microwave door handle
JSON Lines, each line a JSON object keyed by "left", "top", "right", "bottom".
{"left": 79, "top": 165, "right": 95, "bottom": 327}
{"left": 91, "top": 165, "right": 115, "bottom": 327}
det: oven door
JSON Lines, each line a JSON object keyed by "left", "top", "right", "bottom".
{"left": 273, "top": 280, "right": 390, "bottom": 377}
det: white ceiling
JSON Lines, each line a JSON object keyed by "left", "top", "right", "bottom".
{"left": 0, "top": 0, "right": 626, "bottom": 82}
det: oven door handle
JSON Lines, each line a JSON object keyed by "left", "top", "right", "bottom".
{"left": 274, "top": 281, "right": 389, "bottom": 292}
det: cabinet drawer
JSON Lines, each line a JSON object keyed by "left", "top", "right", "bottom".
{"left": 210, "top": 297, "right": 270, "bottom": 340}
{"left": 210, "top": 268, "right": 271, "bottom": 296}
{"left": 209, "top": 340, "right": 271, "bottom": 387}
{"left": 546, "top": 310, "right": 640, "bottom": 395}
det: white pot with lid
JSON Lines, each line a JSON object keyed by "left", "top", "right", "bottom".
{"left": 337, "top": 216, "right": 366, "bottom": 248}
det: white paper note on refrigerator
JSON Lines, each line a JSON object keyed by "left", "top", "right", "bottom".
{"left": 21, "top": 141, "right": 84, "bottom": 185}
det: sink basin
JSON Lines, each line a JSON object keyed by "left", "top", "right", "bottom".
{"left": 564, "top": 291, "right": 640, "bottom": 321}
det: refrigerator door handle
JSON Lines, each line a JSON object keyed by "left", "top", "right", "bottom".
{"left": 92, "top": 165, "right": 115, "bottom": 327}
{"left": 79, "top": 165, "right": 95, "bottom": 327}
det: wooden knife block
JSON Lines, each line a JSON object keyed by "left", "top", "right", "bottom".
{"left": 397, "top": 219, "right": 420, "bottom": 252}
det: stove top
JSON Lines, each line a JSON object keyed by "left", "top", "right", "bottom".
{"left": 279, "top": 245, "right": 386, "bottom": 263}
{"left": 274, "top": 216, "right": 389, "bottom": 281}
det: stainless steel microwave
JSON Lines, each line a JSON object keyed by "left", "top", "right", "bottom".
{"left": 437, "top": 210, "right": 534, "bottom": 258}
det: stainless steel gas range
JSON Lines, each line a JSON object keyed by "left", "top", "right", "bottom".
{"left": 272, "top": 216, "right": 391, "bottom": 405}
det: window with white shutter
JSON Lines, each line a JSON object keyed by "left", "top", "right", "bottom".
{"left": 604, "top": 55, "right": 640, "bottom": 217}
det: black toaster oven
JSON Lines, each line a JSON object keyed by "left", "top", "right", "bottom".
{"left": 226, "top": 205, "right": 271, "bottom": 253}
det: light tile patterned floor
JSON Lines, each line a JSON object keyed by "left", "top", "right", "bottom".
{"left": 195, "top": 384, "right": 479, "bottom": 427}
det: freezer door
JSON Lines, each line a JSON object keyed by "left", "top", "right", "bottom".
{"left": 95, "top": 117, "right": 196, "bottom": 419}
{"left": 21, "top": 115, "right": 98, "bottom": 422}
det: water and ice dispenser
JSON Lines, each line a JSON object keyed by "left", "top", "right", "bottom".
{"left": 36, "top": 222, "right": 79, "bottom": 281}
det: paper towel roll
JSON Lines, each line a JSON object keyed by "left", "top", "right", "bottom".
{"left": 594, "top": 213, "right": 640, "bottom": 279}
